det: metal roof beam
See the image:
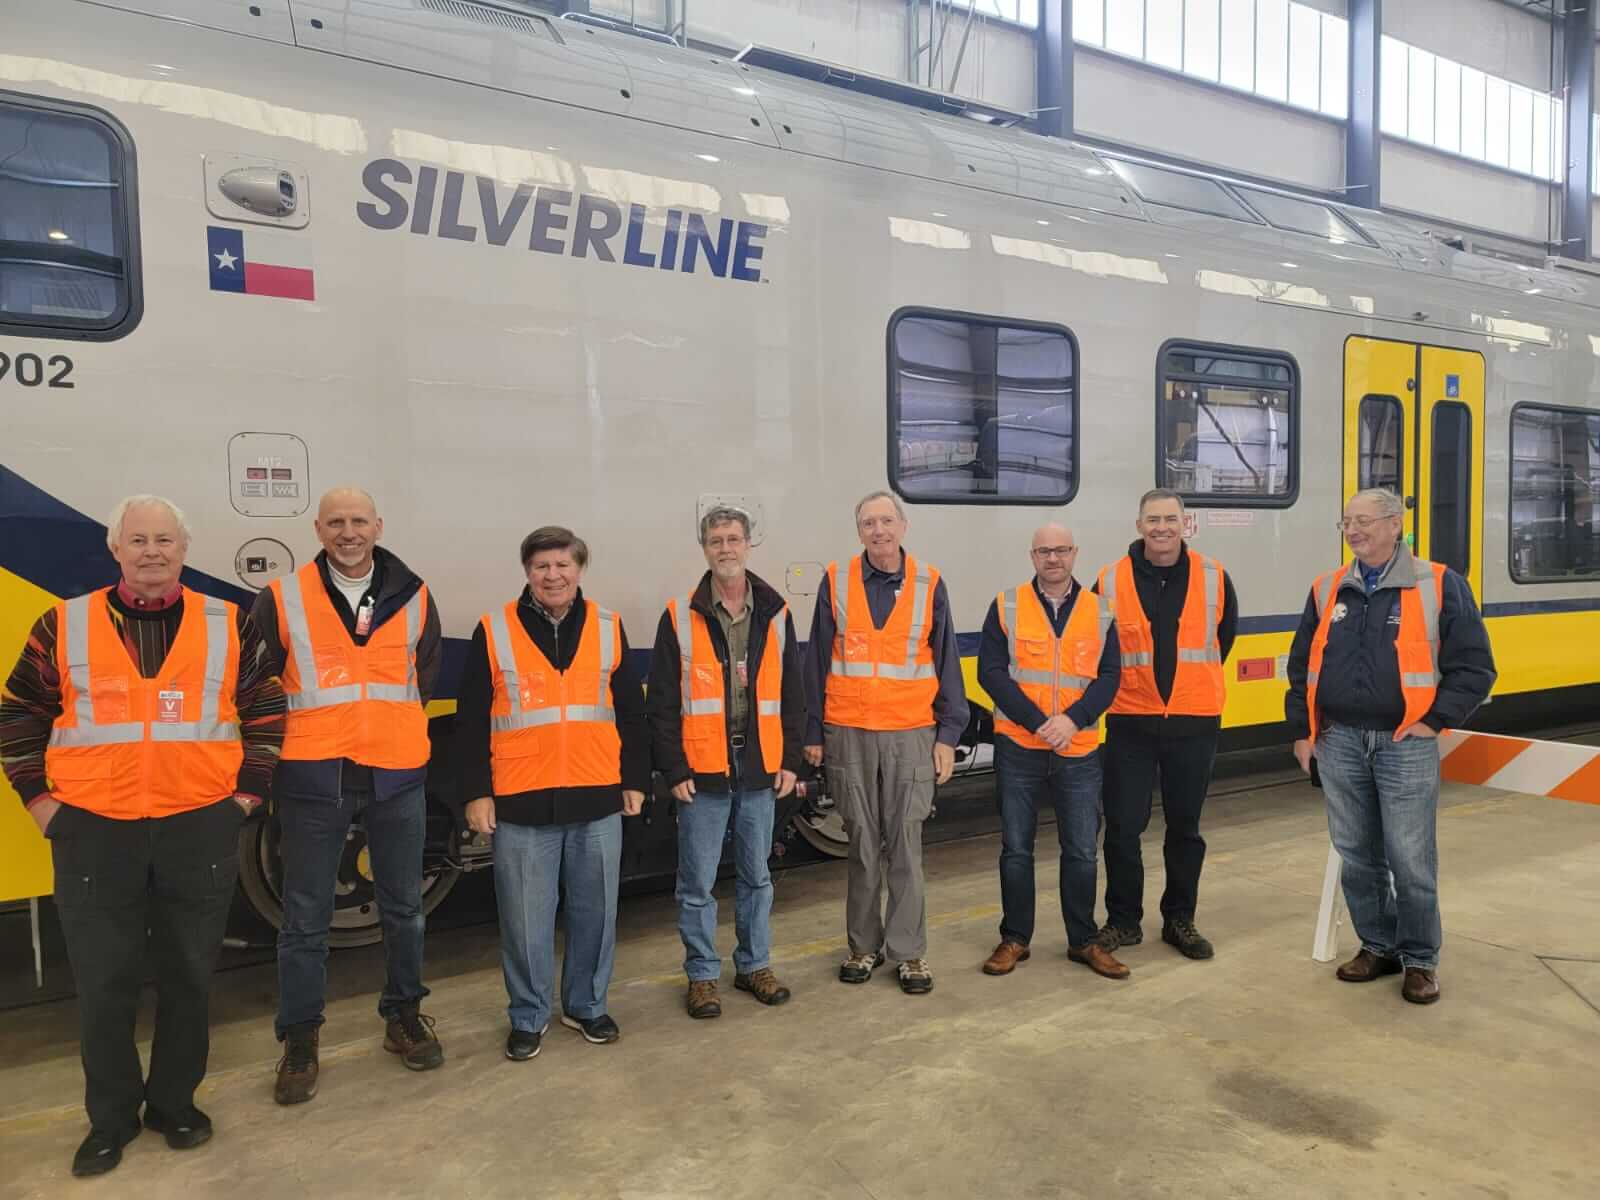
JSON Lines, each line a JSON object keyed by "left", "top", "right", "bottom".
{"left": 1345, "top": 0, "right": 1381, "bottom": 209}
{"left": 1036, "top": 0, "right": 1072, "bottom": 138}
{"left": 1561, "top": 0, "right": 1595, "bottom": 259}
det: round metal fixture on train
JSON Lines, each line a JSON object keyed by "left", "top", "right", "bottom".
{"left": 219, "top": 166, "right": 298, "bottom": 217}
{"left": 234, "top": 538, "right": 293, "bottom": 590}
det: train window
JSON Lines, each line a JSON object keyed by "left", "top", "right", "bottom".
{"left": 1358, "top": 395, "right": 1405, "bottom": 493}
{"left": 1156, "top": 342, "right": 1297, "bottom": 506}
{"left": 888, "top": 309, "right": 1077, "bottom": 506}
{"left": 1510, "top": 404, "right": 1600, "bottom": 582}
{"left": 1105, "top": 158, "right": 1261, "bottom": 223}
{"left": 1430, "top": 402, "right": 1472, "bottom": 576}
{"left": 1233, "top": 186, "right": 1376, "bottom": 247}
{"left": 0, "top": 97, "right": 140, "bottom": 340}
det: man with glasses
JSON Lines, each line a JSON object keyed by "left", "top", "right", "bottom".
{"left": 977, "top": 524, "right": 1125, "bottom": 979}
{"left": 647, "top": 506, "right": 805, "bottom": 1019}
{"left": 1095, "top": 489, "right": 1238, "bottom": 962}
{"left": 1285, "top": 488, "right": 1495, "bottom": 1005}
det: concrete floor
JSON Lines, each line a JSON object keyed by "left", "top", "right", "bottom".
{"left": 1, "top": 774, "right": 1596, "bottom": 1200}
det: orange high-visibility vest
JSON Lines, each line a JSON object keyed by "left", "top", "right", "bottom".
{"left": 823, "top": 552, "right": 941, "bottom": 732}
{"left": 269, "top": 563, "right": 430, "bottom": 769}
{"left": 992, "top": 583, "right": 1111, "bottom": 757}
{"left": 482, "top": 598, "right": 621, "bottom": 794}
{"left": 1306, "top": 557, "right": 1447, "bottom": 742}
{"left": 1098, "top": 551, "right": 1227, "bottom": 717}
{"left": 668, "top": 592, "right": 786, "bottom": 775}
{"left": 45, "top": 587, "right": 243, "bottom": 819}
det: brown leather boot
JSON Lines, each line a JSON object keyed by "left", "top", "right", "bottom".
{"left": 1402, "top": 967, "right": 1440, "bottom": 1005}
{"left": 383, "top": 1009, "right": 444, "bottom": 1070}
{"left": 1068, "top": 942, "right": 1131, "bottom": 980}
{"left": 1336, "top": 949, "right": 1403, "bottom": 982}
{"left": 735, "top": 968, "right": 792, "bottom": 1006}
{"left": 274, "top": 1028, "right": 319, "bottom": 1105}
{"left": 982, "top": 941, "right": 1031, "bottom": 976}
{"left": 686, "top": 979, "right": 722, "bottom": 1019}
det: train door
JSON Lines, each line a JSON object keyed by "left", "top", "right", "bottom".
{"left": 1342, "top": 337, "right": 1485, "bottom": 597}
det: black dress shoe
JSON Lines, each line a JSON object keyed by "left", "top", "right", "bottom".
{"left": 505, "top": 1025, "right": 546, "bottom": 1061}
{"left": 560, "top": 1013, "right": 620, "bottom": 1044}
{"left": 72, "top": 1126, "right": 139, "bottom": 1177}
{"left": 143, "top": 1104, "right": 213, "bottom": 1150}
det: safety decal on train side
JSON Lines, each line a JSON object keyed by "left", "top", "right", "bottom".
{"left": 355, "top": 159, "right": 770, "bottom": 283}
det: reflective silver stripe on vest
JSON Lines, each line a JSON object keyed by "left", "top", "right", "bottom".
{"left": 678, "top": 596, "right": 724, "bottom": 717}
{"left": 284, "top": 574, "right": 423, "bottom": 709}
{"left": 365, "top": 589, "right": 425, "bottom": 704}
{"left": 876, "top": 562, "right": 935, "bottom": 680}
{"left": 1411, "top": 558, "right": 1442, "bottom": 687}
{"left": 1177, "top": 557, "right": 1224, "bottom": 664}
{"left": 51, "top": 595, "right": 143, "bottom": 747}
{"left": 488, "top": 607, "right": 527, "bottom": 733}
{"left": 756, "top": 609, "right": 786, "bottom": 718}
{"left": 494, "top": 603, "right": 621, "bottom": 732}
{"left": 1102, "top": 565, "right": 1147, "bottom": 669}
{"left": 593, "top": 607, "right": 619, "bottom": 722}
{"left": 51, "top": 593, "right": 236, "bottom": 747}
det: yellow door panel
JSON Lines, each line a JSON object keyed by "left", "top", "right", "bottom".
{"left": 1342, "top": 336, "right": 1417, "bottom": 555}
{"left": 0, "top": 567, "right": 58, "bottom": 903}
{"left": 1418, "top": 347, "right": 1486, "bottom": 599}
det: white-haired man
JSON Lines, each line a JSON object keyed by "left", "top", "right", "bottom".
{"left": 0, "top": 496, "right": 285, "bottom": 1177}
{"left": 804, "top": 490, "right": 969, "bottom": 996}
{"left": 1285, "top": 488, "right": 1496, "bottom": 1005}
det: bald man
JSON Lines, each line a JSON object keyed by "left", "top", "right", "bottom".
{"left": 251, "top": 487, "right": 444, "bottom": 1103}
{"left": 976, "top": 524, "right": 1125, "bottom": 979}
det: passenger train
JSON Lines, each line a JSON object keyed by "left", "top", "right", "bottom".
{"left": 3, "top": 0, "right": 1597, "bottom": 943}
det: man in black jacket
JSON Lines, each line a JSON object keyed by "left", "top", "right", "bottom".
{"left": 1096, "top": 490, "right": 1238, "bottom": 962}
{"left": 647, "top": 507, "right": 805, "bottom": 1019}
{"left": 455, "top": 527, "right": 649, "bottom": 1060}
{"left": 1285, "top": 488, "right": 1496, "bottom": 1005}
{"left": 251, "top": 487, "right": 443, "bottom": 1104}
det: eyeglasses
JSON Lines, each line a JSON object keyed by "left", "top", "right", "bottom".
{"left": 1032, "top": 546, "right": 1077, "bottom": 558}
{"left": 1337, "top": 515, "right": 1395, "bottom": 532}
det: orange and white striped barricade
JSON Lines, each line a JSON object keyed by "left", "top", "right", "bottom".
{"left": 1311, "top": 732, "right": 1599, "bottom": 961}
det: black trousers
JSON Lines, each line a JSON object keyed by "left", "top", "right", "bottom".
{"left": 48, "top": 799, "right": 242, "bottom": 1133}
{"left": 1101, "top": 727, "right": 1219, "bottom": 930}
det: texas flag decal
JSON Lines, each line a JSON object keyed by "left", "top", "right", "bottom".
{"left": 207, "top": 224, "right": 315, "bottom": 301}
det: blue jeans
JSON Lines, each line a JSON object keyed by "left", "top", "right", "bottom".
{"left": 276, "top": 778, "right": 428, "bottom": 1037}
{"left": 675, "top": 788, "right": 775, "bottom": 981}
{"left": 1316, "top": 724, "right": 1443, "bottom": 969}
{"left": 492, "top": 815, "right": 621, "bottom": 1033}
{"left": 994, "top": 736, "right": 1103, "bottom": 948}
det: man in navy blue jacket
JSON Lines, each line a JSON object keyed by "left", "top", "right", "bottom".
{"left": 976, "top": 523, "right": 1123, "bottom": 980}
{"left": 1285, "top": 489, "right": 1496, "bottom": 1006}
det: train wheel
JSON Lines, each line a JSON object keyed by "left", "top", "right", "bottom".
{"left": 792, "top": 806, "right": 849, "bottom": 858}
{"left": 236, "top": 815, "right": 461, "bottom": 949}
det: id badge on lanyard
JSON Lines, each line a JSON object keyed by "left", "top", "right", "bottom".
{"left": 158, "top": 689, "right": 184, "bottom": 723}
{"left": 355, "top": 599, "right": 374, "bottom": 637}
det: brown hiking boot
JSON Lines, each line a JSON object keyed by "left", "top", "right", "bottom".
{"left": 982, "top": 940, "right": 1031, "bottom": 976}
{"left": 383, "top": 1009, "right": 444, "bottom": 1071}
{"left": 1336, "top": 949, "right": 1403, "bottom": 982}
{"left": 734, "top": 967, "right": 792, "bottom": 1006}
{"left": 1068, "top": 942, "right": 1131, "bottom": 980}
{"left": 274, "top": 1029, "right": 320, "bottom": 1105}
{"left": 686, "top": 979, "right": 722, "bottom": 1019}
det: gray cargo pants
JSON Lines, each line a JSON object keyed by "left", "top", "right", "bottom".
{"left": 823, "top": 724, "right": 937, "bottom": 962}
